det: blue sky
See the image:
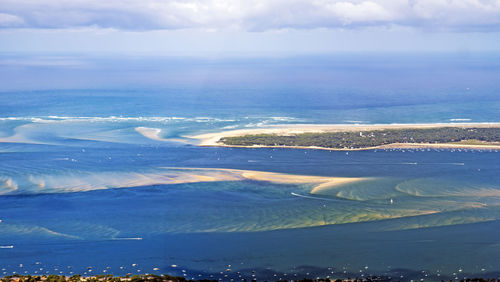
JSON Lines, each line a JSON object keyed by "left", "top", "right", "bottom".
{"left": 1, "top": 0, "right": 500, "bottom": 55}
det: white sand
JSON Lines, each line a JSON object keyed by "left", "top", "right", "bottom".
{"left": 135, "top": 127, "right": 163, "bottom": 141}
{"left": 187, "top": 123, "right": 500, "bottom": 150}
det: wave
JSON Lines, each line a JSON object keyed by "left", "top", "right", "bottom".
{"left": 0, "top": 116, "right": 239, "bottom": 124}
{"left": 343, "top": 120, "right": 365, "bottom": 124}
{"left": 0, "top": 116, "right": 185, "bottom": 123}
{"left": 268, "top": 116, "right": 304, "bottom": 122}
{"left": 0, "top": 121, "right": 173, "bottom": 145}
{"left": 0, "top": 116, "right": 305, "bottom": 144}
{"left": 241, "top": 116, "right": 305, "bottom": 128}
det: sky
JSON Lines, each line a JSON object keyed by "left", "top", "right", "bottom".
{"left": 1, "top": 0, "right": 500, "bottom": 55}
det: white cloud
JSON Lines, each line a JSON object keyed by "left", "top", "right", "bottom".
{"left": 1, "top": 0, "right": 500, "bottom": 31}
{"left": 325, "top": 1, "right": 394, "bottom": 24}
{"left": 0, "top": 13, "right": 24, "bottom": 27}
{"left": 416, "top": 0, "right": 500, "bottom": 31}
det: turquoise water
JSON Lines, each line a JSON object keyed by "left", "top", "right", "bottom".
{"left": 1, "top": 53, "right": 500, "bottom": 280}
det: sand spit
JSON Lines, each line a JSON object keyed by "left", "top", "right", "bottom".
{"left": 135, "top": 127, "right": 163, "bottom": 141}
{"left": 188, "top": 123, "right": 500, "bottom": 150}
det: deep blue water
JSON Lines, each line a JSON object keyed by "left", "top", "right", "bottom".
{"left": 0, "top": 53, "right": 500, "bottom": 280}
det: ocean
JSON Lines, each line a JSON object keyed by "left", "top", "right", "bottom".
{"left": 0, "top": 53, "right": 500, "bottom": 280}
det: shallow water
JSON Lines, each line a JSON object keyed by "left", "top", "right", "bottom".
{"left": 1, "top": 54, "right": 500, "bottom": 280}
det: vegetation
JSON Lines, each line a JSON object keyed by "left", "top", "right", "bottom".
{"left": 451, "top": 139, "right": 500, "bottom": 145}
{"left": 219, "top": 127, "right": 500, "bottom": 149}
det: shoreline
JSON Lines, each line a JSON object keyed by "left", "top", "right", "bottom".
{"left": 188, "top": 122, "right": 500, "bottom": 151}
{"left": 197, "top": 142, "right": 500, "bottom": 151}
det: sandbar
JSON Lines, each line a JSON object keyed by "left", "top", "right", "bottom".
{"left": 5, "top": 167, "right": 367, "bottom": 195}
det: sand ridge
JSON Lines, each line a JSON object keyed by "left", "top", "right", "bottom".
{"left": 162, "top": 167, "right": 368, "bottom": 194}
{"left": 1, "top": 167, "right": 367, "bottom": 195}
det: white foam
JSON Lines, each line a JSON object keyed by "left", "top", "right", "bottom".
{"left": 269, "top": 116, "right": 301, "bottom": 122}
{"left": 0, "top": 116, "right": 185, "bottom": 123}
{"left": 0, "top": 116, "right": 243, "bottom": 127}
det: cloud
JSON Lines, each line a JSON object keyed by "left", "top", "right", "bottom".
{"left": 0, "top": 13, "right": 24, "bottom": 27}
{"left": 1, "top": 0, "right": 500, "bottom": 31}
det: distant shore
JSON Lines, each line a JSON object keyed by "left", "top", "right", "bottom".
{"left": 189, "top": 123, "right": 500, "bottom": 151}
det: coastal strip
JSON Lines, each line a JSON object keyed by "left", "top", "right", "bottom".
{"left": 187, "top": 123, "right": 500, "bottom": 151}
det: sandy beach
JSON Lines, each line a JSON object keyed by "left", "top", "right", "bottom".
{"left": 188, "top": 123, "right": 500, "bottom": 150}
